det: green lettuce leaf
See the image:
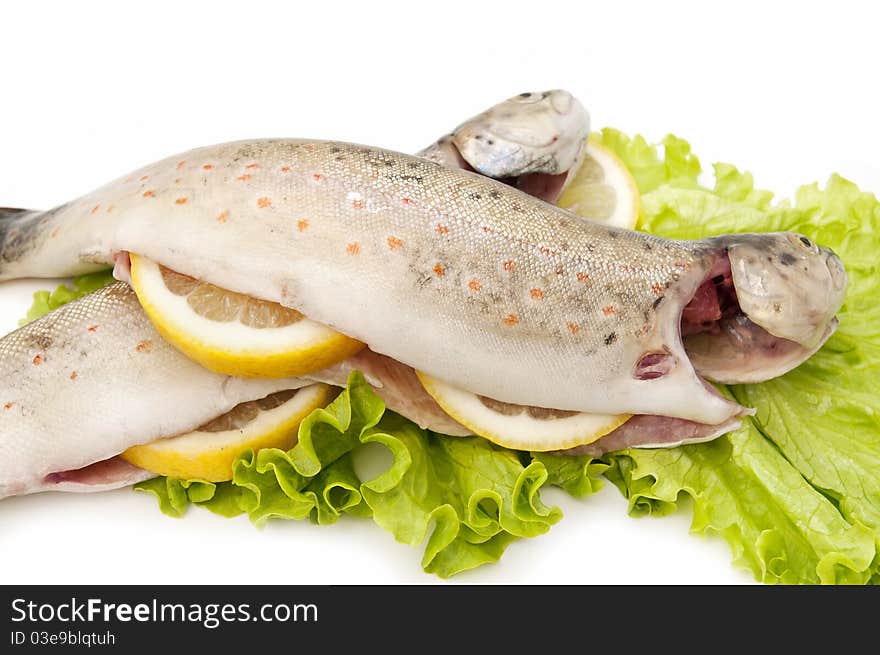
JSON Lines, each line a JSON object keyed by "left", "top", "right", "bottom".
{"left": 595, "top": 129, "right": 880, "bottom": 583}
{"left": 593, "top": 128, "right": 701, "bottom": 194}
{"left": 729, "top": 178, "right": 880, "bottom": 565}
{"left": 605, "top": 408, "right": 875, "bottom": 584}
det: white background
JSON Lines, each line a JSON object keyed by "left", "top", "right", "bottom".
{"left": 0, "top": 0, "right": 876, "bottom": 584}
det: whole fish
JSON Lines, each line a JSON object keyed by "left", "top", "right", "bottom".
{"left": 0, "top": 90, "right": 846, "bottom": 497}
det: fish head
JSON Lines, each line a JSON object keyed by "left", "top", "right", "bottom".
{"left": 451, "top": 89, "right": 590, "bottom": 178}
{"left": 727, "top": 232, "right": 847, "bottom": 349}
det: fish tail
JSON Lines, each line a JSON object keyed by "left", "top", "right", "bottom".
{"left": 0, "top": 205, "right": 104, "bottom": 280}
{"left": 0, "top": 207, "right": 34, "bottom": 221}
{"left": 0, "top": 206, "right": 42, "bottom": 280}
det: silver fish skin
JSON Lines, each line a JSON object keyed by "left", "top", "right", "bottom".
{"left": 0, "top": 282, "right": 307, "bottom": 498}
{"left": 0, "top": 138, "right": 786, "bottom": 425}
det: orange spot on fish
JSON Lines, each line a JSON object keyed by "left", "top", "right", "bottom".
{"left": 602, "top": 305, "right": 617, "bottom": 315}
{"left": 503, "top": 314, "right": 519, "bottom": 327}
{"left": 304, "top": 144, "right": 316, "bottom": 151}
{"left": 435, "top": 224, "right": 449, "bottom": 235}
{"left": 106, "top": 204, "right": 114, "bottom": 213}
{"left": 346, "top": 242, "right": 361, "bottom": 255}
{"left": 351, "top": 199, "right": 365, "bottom": 209}
{"left": 135, "top": 340, "right": 152, "bottom": 353}
{"left": 175, "top": 197, "right": 188, "bottom": 205}
{"left": 468, "top": 278, "right": 482, "bottom": 292}
{"left": 87, "top": 325, "right": 99, "bottom": 332}
{"left": 3, "top": 402, "right": 12, "bottom": 410}
{"left": 566, "top": 322, "right": 580, "bottom": 335}
{"left": 481, "top": 225, "right": 493, "bottom": 234}
{"left": 245, "top": 163, "right": 260, "bottom": 170}
{"left": 216, "top": 210, "right": 230, "bottom": 223}
{"left": 280, "top": 166, "right": 291, "bottom": 173}
{"left": 576, "top": 272, "right": 590, "bottom": 284}
{"left": 50, "top": 227, "right": 60, "bottom": 239}
{"left": 387, "top": 236, "right": 404, "bottom": 251}
{"left": 401, "top": 197, "right": 414, "bottom": 205}
{"left": 203, "top": 164, "right": 214, "bottom": 170}
{"left": 502, "top": 260, "right": 515, "bottom": 272}
{"left": 90, "top": 204, "right": 100, "bottom": 215}
{"left": 530, "top": 288, "right": 545, "bottom": 300}
{"left": 539, "top": 247, "right": 556, "bottom": 257}
{"left": 433, "top": 263, "right": 445, "bottom": 277}
{"left": 312, "top": 173, "right": 323, "bottom": 181}
{"left": 236, "top": 174, "right": 251, "bottom": 182}
{"left": 32, "top": 354, "right": 43, "bottom": 366}
{"left": 651, "top": 283, "right": 663, "bottom": 296}
{"left": 139, "top": 175, "right": 150, "bottom": 181}
{"left": 143, "top": 190, "right": 155, "bottom": 198}
{"left": 176, "top": 160, "right": 186, "bottom": 170}
{"left": 70, "top": 371, "right": 78, "bottom": 380}
{"left": 257, "top": 197, "right": 272, "bottom": 208}
{"left": 297, "top": 219, "right": 309, "bottom": 232}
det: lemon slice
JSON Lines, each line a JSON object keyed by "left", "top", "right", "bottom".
{"left": 557, "top": 139, "right": 639, "bottom": 229}
{"left": 416, "top": 372, "right": 630, "bottom": 451}
{"left": 121, "top": 383, "right": 333, "bottom": 481}
{"left": 129, "top": 254, "right": 365, "bottom": 378}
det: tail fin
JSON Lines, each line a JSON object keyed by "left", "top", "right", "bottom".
{"left": 0, "top": 207, "right": 35, "bottom": 220}
{"left": 1, "top": 205, "right": 103, "bottom": 280}
{"left": 0, "top": 207, "right": 42, "bottom": 280}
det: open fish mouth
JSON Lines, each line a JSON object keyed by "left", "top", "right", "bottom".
{"left": 677, "top": 241, "right": 844, "bottom": 385}
{"left": 569, "top": 240, "right": 845, "bottom": 457}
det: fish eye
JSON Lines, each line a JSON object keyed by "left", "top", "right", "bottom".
{"left": 511, "top": 92, "right": 542, "bottom": 104}
{"left": 787, "top": 233, "right": 817, "bottom": 253}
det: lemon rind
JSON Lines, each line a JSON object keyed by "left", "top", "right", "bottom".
{"left": 121, "top": 383, "right": 332, "bottom": 481}
{"left": 416, "top": 371, "right": 630, "bottom": 452}
{"left": 129, "top": 254, "right": 364, "bottom": 378}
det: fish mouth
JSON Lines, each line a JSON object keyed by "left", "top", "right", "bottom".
{"left": 445, "top": 90, "right": 590, "bottom": 204}
{"left": 679, "top": 251, "right": 838, "bottom": 384}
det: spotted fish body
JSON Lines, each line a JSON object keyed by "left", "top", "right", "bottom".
{"left": 0, "top": 281, "right": 306, "bottom": 497}
{"left": 0, "top": 139, "right": 740, "bottom": 425}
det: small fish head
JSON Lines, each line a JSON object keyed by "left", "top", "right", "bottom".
{"left": 451, "top": 90, "right": 590, "bottom": 178}
{"left": 727, "top": 232, "right": 847, "bottom": 348}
